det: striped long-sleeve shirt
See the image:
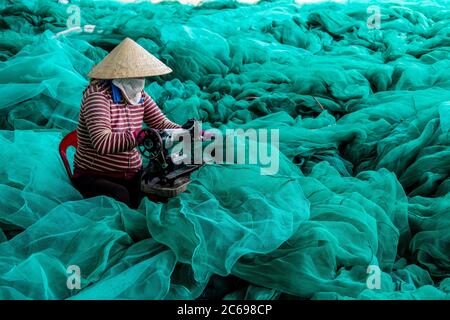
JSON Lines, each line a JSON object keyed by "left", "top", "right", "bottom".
{"left": 74, "top": 80, "right": 179, "bottom": 174}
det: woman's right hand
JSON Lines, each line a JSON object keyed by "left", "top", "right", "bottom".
{"left": 133, "top": 129, "right": 149, "bottom": 145}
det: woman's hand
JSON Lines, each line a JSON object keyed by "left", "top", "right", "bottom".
{"left": 133, "top": 129, "right": 149, "bottom": 145}
{"left": 201, "top": 129, "right": 214, "bottom": 141}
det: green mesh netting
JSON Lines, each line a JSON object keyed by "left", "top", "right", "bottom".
{"left": 0, "top": 0, "right": 449, "bottom": 300}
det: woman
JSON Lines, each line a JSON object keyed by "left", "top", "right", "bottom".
{"left": 73, "top": 38, "right": 180, "bottom": 208}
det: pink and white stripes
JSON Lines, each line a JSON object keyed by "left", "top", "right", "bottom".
{"left": 74, "top": 80, "right": 179, "bottom": 173}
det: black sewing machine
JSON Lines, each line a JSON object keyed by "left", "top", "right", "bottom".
{"left": 137, "top": 119, "right": 204, "bottom": 200}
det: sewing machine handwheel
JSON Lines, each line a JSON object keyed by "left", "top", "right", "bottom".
{"left": 137, "top": 128, "right": 162, "bottom": 160}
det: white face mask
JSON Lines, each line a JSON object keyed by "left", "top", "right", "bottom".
{"left": 112, "top": 78, "right": 145, "bottom": 105}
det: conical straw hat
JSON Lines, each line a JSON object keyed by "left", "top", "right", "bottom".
{"left": 88, "top": 37, "right": 172, "bottom": 79}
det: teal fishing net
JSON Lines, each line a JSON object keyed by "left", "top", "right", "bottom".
{"left": 0, "top": 0, "right": 449, "bottom": 299}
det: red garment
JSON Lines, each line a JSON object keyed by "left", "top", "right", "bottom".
{"left": 74, "top": 80, "right": 179, "bottom": 174}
